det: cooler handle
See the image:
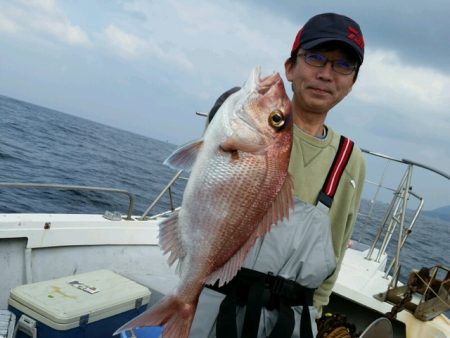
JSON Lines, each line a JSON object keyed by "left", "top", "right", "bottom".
{"left": 13, "top": 315, "right": 37, "bottom": 338}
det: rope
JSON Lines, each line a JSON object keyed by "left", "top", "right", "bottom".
{"left": 326, "top": 326, "right": 352, "bottom": 338}
{"left": 412, "top": 270, "right": 450, "bottom": 307}
{"left": 316, "top": 313, "right": 357, "bottom": 338}
{"left": 386, "top": 268, "right": 450, "bottom": 319}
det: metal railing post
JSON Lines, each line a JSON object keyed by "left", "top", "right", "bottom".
{"left": 140, "top": 170, "right": 184, "bottom": 219}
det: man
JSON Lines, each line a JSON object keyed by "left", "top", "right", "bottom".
{"left": 191, "top": 13, "right": 366, "bottom": 338}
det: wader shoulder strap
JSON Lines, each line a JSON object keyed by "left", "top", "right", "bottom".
{"left": 317, "top": 135, "right": 354, "bottom": 210}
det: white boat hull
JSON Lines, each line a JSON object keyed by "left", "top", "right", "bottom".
{"left": 1, "top": 212, "right": 448, "bottom": 337}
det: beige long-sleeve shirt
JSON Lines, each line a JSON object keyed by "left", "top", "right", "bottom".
{"left": 288, "top": 124, "right": 366, "bottom": 309}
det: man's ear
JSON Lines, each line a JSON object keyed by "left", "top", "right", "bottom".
{"left": 284, "top": 58, "right": 294, "bottom": 82}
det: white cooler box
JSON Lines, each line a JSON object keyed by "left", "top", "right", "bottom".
{"left": 8, "top": 270, "right": 151, "bottom": 338}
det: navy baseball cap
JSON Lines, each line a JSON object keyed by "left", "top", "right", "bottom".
{"left": 290, "top": 13, "right": 365, "bottom": 64}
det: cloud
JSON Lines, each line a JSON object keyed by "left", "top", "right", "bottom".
{"left": 16, "top": 0, "right": 57, "bottom": 13}
{"left": 103, "top": 25, "right": 148, "bottom": 59}
{"left": 111, "top": 0, "right": 296, "bottom": 103}
{"left": 237, "top": 0, "right": 450, "bottom": 73}
{"left": 351, "top": 48, "right": 450, "bottom": 144}
{"left": 101, "top": 24, "right": 194, "bottom": 71}
{"left": 0, "top": 14, "right": 19, "bottom": 33}
{"left": 356, "top": 49, "right": 450, "bottom": 114}
{"left": 38, "top": 17, "right": 90, "bottom": 46}
{"left": 0, "top": 0, "right": 91, "bottom": 46}
{"left": 329, "top": 46, "right": 450, "bottom": 178}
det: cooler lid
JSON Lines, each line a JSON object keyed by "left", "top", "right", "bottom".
{"left": 8, "top": 270, "right": 150, "bottom": 326}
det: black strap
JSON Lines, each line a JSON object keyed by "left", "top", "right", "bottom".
{"left": 216, "top": 286, "right": 238, "bottom": 338}
{"left": 242, "top": 281, "right": 266, "bottom": 338}
{"left": 300, "top": 304, "right": 313, "bottom": 338}
{"left": 317, "top": 135, "right": 354, "bottom": 209}
{"left": 267, "top": 302, "right": 295, "bottom": 338}
{"left": 208, "top": 268, "right": 315, "bottom": 338}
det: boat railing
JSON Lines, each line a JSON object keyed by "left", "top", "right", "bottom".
{"left": 0, "top": 182, "right": 135, "bottom": 220}
{"left": 358, "top": 149, "right": 450, "bottom": 279}
{"left": 140, "top": 169, "right": 185, "bottom": 220}
{"left": 138, "top": 112, "right": 208, "bottom": 219}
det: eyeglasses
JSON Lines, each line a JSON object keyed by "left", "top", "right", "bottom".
{"left": 297, "top": 52, "right": 357, "bottom": 75}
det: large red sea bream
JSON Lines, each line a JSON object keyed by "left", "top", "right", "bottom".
{"left": 115, "top": 68, "right": 294, "bottom": 337}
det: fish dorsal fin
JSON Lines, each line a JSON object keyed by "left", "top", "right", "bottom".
{"left": 163, "top": 139, "right": 204, "bottom": 171}
{"left": 205, "top": 174, "right": 294, "bottom": 287}
{"left": 158, "top": 210, "right": 186, "bottom": 274}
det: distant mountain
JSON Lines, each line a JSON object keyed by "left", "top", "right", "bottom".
{"left": 359, "top": 199, "right": 450, "bottom": 223}
{"left": 423, "top": 205, "right": 450, "bottom": 222}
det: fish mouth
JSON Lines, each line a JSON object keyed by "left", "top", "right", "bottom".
{"left": 244, "top": 67, "right": 283, "bottom": 96}
{"left": 231, "top": 67, "right": 290, "bottom": 140}
{"left": 258, "top": 72, "right": 283, "bottom": 95}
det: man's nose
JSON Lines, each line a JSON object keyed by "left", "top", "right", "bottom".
{"left": 316, "top": 61, "right": 334, "bottom": 80}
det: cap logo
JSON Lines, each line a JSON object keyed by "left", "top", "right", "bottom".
{"left": 347, "top": 26, "right": 364, "bottom": 49}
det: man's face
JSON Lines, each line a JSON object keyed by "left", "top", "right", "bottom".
{"left": 285, "top": 47, "right": 355, "bottom": 116}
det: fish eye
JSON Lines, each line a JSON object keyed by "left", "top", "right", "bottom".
{"left": 268, "top": 110, "right": 285, "bottom": 128}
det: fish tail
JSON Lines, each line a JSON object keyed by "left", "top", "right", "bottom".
{"left": 113, "top": 294, "right": 197, "bottom": 338}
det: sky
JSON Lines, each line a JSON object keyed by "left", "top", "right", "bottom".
{"left": 0, "top": 0, "right": 449, "bottom": 209}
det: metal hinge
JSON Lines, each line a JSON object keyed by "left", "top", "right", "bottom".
{"left": 79, "top": 314, "right": 89, "bottom": 327}
{"left": 135, "top": 298, "right": 143, "bottom": 309}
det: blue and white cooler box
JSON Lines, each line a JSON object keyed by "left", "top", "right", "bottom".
{"left": 8, "top": 270, "right": 151, "bottom": 338}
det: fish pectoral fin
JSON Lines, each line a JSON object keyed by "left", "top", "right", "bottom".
{"left": 159, "top": 210, "right": 186, "bottom": 273}
{"left": 205, "top": 240, "right": 249, "bottom": 287}
{"left": 163, "top": 139, "right": 204, "bottom": 171}
{"left": 261, "top": 173, "right": 294, "bottom": 228}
